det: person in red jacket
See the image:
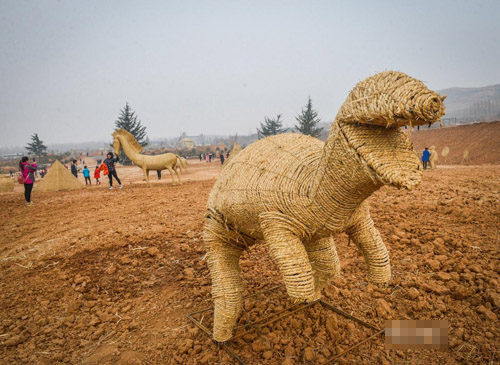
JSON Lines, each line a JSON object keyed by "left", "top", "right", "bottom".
{"left": 94, "top": 165, "right": 101, "bottom": 185}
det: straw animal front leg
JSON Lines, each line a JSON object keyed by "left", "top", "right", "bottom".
{"left": 346, "top": 212, "right": 391, "bottom": 284}
{"left": 204, "top": 218, "right": 245, "bottom": 342}
{"left": 303, "top": 237, "right": 341, "bottom": 300}
{"left": 260, "top": 212, "right": 316, "bottom": 302}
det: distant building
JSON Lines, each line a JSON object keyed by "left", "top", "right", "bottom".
{"left": 180, "top": 138, "right": 195, "bottom": 149}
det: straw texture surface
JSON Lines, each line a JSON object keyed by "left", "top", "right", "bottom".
{"left": 0, "top": 175, "right": 14, "bottom": 192}
{"left": 203, "top": 70, "right": 445, "bottom": 342}
{"left": 36, "top": 160, "right": 85, "bottom": 192}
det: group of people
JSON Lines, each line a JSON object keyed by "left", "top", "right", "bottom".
{"left": 18, "top": 152, "right": 123, "bottom": 206}
{"left": 199, "top": 151, "right": 230, "bottom": 165}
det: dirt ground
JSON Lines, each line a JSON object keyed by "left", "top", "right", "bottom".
{"left": 1, "top": 163, "right": 499, "bottom": 364}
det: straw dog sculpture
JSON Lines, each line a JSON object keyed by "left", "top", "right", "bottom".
{"left": 112, "top": 129, "right": 181, "bottom": 185}
{"left": 203, "top": 71, "right": 446, "bottom": 342}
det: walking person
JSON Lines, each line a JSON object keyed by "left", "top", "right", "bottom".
{"left": 82, "top": 165, "right": 91, "bottom": 185}
{"left": 19, "top": 156, "right": 37, "bottom": 206}
{"left": 220, "top": 152, "right": 225, "bottom": 165}
{"left": 104, "top": 152, "right": 122, "bottom": 190}
{"left": 422, "top": 147, "right": 431, "bottom": 170}
{"left": 71, "top": 160, "right": 78, "bottom": 178}
{"left": 94, "top": 166, "right": 101, "bottom": 185}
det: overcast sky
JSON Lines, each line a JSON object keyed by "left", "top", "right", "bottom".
{"left": 1, "top": 0, "right": 499, "bottom": 147}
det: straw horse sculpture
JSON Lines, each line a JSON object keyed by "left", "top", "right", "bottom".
{"left": 204, "top": 71, "right": 446, "bottom": 341}
{"left": 112, "top": 129, "right": 181, "bottom": 185}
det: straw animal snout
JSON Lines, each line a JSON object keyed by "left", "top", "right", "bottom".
{"left": 405, "top": 91, "right": 446, "bottom": 126}
{"left": 337, "top": 71, "right": 446, "bottom": 128}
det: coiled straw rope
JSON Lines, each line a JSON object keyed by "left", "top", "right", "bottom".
{"left": 204, "top": 70, "right": 445, "bottom": 341}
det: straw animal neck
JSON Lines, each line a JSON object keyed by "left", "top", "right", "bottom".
{"left": 115, "top": 135, "right": 143, "bottom": 167}
{"left": 309, "top": 120, "right": 382, "bottom": 230}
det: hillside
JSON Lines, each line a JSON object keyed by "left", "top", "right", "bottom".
{"left": 410, "top": 121, "right": 500, "bottom": 165}
{"left": 438, "top": 84, "right": 500, "bottom": 121}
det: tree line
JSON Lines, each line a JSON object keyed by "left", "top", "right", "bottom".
{"left": 25, "top": 97, "right": 323, "bottom": 162}
{"left": 257, "top": 97, "right": 322, "bottom": 139}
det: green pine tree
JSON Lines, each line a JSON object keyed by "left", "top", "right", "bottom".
{"left": 25, "top": 133, "right": 48, "bottom": 161}
{"left": 114, "top": 102, "right": 148, "bottom": 165}
{"left": 295, "top": 97, "right": 323, "bottom": 138}
{"left": 257, "top": 114, "right": 288, "bottom": 139}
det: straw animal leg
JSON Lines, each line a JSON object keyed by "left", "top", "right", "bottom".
{"left": 260, "top": 212, "right": 316, "bottom": 302}
{"left": 204, "top": 217, "right": 245, "bottom": 342}
{"left": 174, "top": 166, "right": 182, "bottom": 185}
{"left": 346, "top": 209, "right": 391, "bottom": 284}
{"left": 166, "top": 167, "right": 178, "bottom": 185}
{"left": 142, "top": 167, "right": 151, "bottom": 186}
{"left": 303, "top": 236, "right": 341, "bottom": 300}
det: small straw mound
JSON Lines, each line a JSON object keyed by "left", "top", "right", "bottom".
{"left": 36, "top": 160, "right": 85, "bottom": 192}
{"left": 441, "top": 146, "right": 449, "bottom": 157}
{"left": 227, "top": 142, "right": 242, "bottom": 162}
{"left": 336, "top": 71, "right": 446, "bottom": 128}
{"left": 0, "top": 175, "right": 14, "bottom": 192}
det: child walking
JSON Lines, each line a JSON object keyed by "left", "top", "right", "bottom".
{"left": 82, "top": 165, "right": 91, "bottom": 185}
{"left": 94, "top": 165, "right": 101, "bottom": 185}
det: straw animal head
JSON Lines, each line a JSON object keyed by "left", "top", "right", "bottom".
{"left": 330, "top": 71, "right": 446, "bottom": 190}
{"left": 112, "top": 129, "right": 144, "bottom": 156}
{"left": 336, "top": 71, "right": 446, "bottom": 128}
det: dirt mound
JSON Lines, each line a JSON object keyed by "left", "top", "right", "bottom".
{"left": 36, "top": 160, "right": 85, "bottom": 192}
{"left": 410, "top": 121, "right": 500, "bottom": 165}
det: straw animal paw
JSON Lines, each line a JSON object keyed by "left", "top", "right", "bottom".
{"left": 203, "top": 70, "right": 446, "bottom": 342}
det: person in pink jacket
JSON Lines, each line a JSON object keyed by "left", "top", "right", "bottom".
{"left": 19, "top": 156, "right": 37, "bottom": 205}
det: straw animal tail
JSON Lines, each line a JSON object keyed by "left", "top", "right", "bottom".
{"left": 204, "top": 71, "right": 446, "bottom": 342}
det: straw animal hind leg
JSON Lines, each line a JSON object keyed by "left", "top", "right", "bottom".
{"left": 346, "top": 206, "right": 391, "bottom": 284}
{"left": 303, "top": 237, "right": 341, "bottom": 300}
{"left": 260, "top": 212, "right": 316, "bottom": 302}
{"left": 204, "top": 217, "right": 246, "bottom": 342}
{"left": 142, "top": 167, "right": 151, "bottom": 185}
{"left": 166, "top": 167, "right": 181, "bottom": 185}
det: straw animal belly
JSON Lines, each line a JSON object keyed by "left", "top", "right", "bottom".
{"left": 135, "top": 154, "right": 176, "bottom": 170}
{"left": 208, "top": 133, "right": 322, "bottom": 237}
